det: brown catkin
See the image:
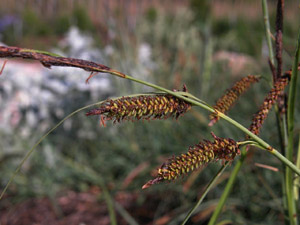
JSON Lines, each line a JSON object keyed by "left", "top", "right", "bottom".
{"left": 142, "top": 133, "right": 240, "bottom": 189}
{"left": 248, "top": 76, "right": 289, "bottom": 136}
{"left": 86, "top": 94, "right": 192, "bottom": 124}
{"left": 209, "top": 75, "right": 260, "bottom": 126}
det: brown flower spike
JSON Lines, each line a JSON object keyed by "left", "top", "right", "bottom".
{"left": 86, "top": 94, "right": 192, "bottom": 125}
{"left": 142, "top": 133, "right": 240, "bottom": 189}
{"left": 209, "top": 75, "right": 260, "bottom": 126}
{"left": 248, "top": 75, "right": 289, "bottom": 136}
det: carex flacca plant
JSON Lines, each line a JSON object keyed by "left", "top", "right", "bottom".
{"left": 0, "top": 1, "right": 300, "bottom": 224}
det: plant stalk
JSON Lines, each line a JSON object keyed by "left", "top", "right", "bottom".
{"left": 181, "top": 162, "right": 229, "bottom": 225}
{"left": 285, "top": 29, "right": 300, "bottom": 225}
{"left": 208, "top": 149, "right": 247, "bottom": 225}
{"left": 262, "top": 0, "right": 275, "bottom": 65}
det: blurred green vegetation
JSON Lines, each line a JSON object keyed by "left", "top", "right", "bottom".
{"left": 0, "top": 5, "right": 95, "bottom": 49}
{"left": 1, "top": 1, "right": 300, "bottom": 224}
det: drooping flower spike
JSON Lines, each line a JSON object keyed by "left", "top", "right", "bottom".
{"left": 248, "top": 74, "right": 290, "bottom": 136}
{"left": 86, "top": 94, "right": 192, "bottom": 125}
{"left": 142, "top": 133, "right": 240, "bottom": 189}
{"left": 209, "top": 75, "right": 260, "bottom": 126}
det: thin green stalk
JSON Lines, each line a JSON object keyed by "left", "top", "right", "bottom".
{"left": 285, "top": 29, "right": 300, "bottom": 225}
{"left": 208, "top": 148, "right": 247, "bottom": 225}
{"left": 0, "top": 102, "right": 100, "bottom": 200}
{"left": 4, "top": 47, "right": 298, "bottom": 176}
{"left": 127, "top": 74, "right": 270, "bottom": 148}
{"left": 181, "top": 162, "right": 229, "bottom": 225}
{"left": 282, "top": 116, "right": 289, "bottom": 219}
{"left": 4, "top": 67, "right": 299, "bottom": 205}
{"left": 20, "top": 48, "right": 63, "bottom": 57}
{"left": 0, "top": 93, "right": 156, "bottom": 200}
{"left": 261, "top": 3, "right": 288, "bottom": 219}
{"left": 294, "top": 135, "right": 300, "bottom": 200}
{"left": 262, "top": 0, "right": 275, "bottom": 65}
{"left": 2, "top": 47, "right": 300, "bottom": 217}
{"left": 201, "top": 16, "right": 213, "bottom": 98}
{"left": 115, "top": 201, "right": 140, "bottom": 225}
{"left": 63, "top": 158, "right": 117, "bottom": 225}
{"left": 123, "top": 73, "right": 300, "bottom": 176}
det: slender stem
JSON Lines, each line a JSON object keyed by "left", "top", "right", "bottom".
{"left": 294, "top": 134, "right": 300, "bottom": 200}
{"left": 20, "top": 48, "right": 63, "bottom": 57}
{"left": 263, "top": 0, "right": 289, "bottom": 219}
{"left": 0, "top": 102, "right": 102, "bottom": 200}
{"left": 237, "top": 140, "right": 258, "bottom": 146}
{"left": 103, "top": 188, "right": 117, "bottom": 225}
{"left": 63, "top": 158, "right": 117, "bottom": 225}
{"left": 208, "top": 149, "right": 247, "bottom": 225}
{"left": 262, "top": 3, "right": 288, "bottom": 219}
{"left": 271, "top": 149, "right": 300, "bottom": 177}
{"left": 282, "top": 115, "right": 289, "bottom": 218}
{"left": 285, "top": 29, "right": 300, "bottom": 225}
{"left": 128, "top": 74, "right": 270, "bottom": 149}
{"left": 201, "top": 16, "right": 213, "bottom": 98}
{"left": 0, "top": 93, "right": 162, "bottom": 200}
{"left": 122, "top": 74, "right": 300, "bottom": 176}
{"left": 2, "top": 47, "right": 299, "bottom": 177}
{"left": 262, "top": 0, "right": 275, "bottom": 65}
{"left": 128, "top": 74, "right": 267, "bottom": 146}
{"left": 181, "top": 162, "right": 229, "bottom": 225}
{"left": 115, "top": 201, "right": 140, "bottom": 225}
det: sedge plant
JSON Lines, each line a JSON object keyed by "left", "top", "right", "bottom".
{"left": 0, "top": 1, "right": 300, "bottom": 224}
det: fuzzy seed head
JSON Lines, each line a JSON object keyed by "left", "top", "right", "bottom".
{"left": 142, "top": 133, "right": 240, "bottom": 189}
{"left": 248, "top": 76, "right": 289, "bottom": 136}
{"left": 210, "top": 75, "right": 260, "bottom": 126}
{"left": 86, "top": 95, "right": 191, "bottom": 124}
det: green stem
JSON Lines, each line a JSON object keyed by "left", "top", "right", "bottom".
{"left": 181, "top": 162, "right": 229, "bottom": 225}
{"left": 262, "top": 0, "right": 275, "bottom": 65}
{"left": 5, "top": 47, "right": 298, "bottom": 177}
{"left": 208, "top": 149, "right": 247, "bottom": 225}
{"left": 0, "top": 102, "right": 101, "bottom": 200}
{"left": 294, "top": 134, "right": 300, "bottom": 200}
{"left": 20, "top": 48, "right": 63, "bottom": 57}
{"left": 281, "top": 112, "right": 291, "bottom": 223}
{"left": 115, "top": 201, "right": 139, "bottom": 225}
{"left": 122, "top": 74, "right": 300, "bottom": 177}
{"left": 127, "top": 74, "right": 270, "bottom": 148}
{"left": 201, "top": 16, "right": 213, "bottom": 98}
{"left": 285, "top": 29, "right": 300, "bottom": 225}
{"left": 63, "top": 158, "right": 117, "bottom": 225}
{"left": 0, "top": 93, "right": 166, "bottom": 200}
{"left": 262, "top": 0, "right": 288, "bottom": 220}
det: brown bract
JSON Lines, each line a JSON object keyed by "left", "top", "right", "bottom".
{"left": 0, "top": 46, "right": 126, "bottom": 78}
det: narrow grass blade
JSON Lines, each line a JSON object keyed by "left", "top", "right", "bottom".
{"left": 262, "top": 0, "right": 275, "bottom": 65}
{"left": 286, "top": 28, "right": 300, "bottom": 225}
{"left": 115, "top": 201, "right": 140, "bottom": 225}
{"left": 208, "top": 149, "right": 247, "bottom": 225}
{"left": 0, "top": 102, "right": 102, "bottom": 200}
{"left": 63, "top": 158, "right": 117, "bottom": 225}
{"left": 181, "top": 162, "right": 229, "bottom": 225}
{"left": 0, "top": 93, "right": 157, "bottom": 200}
{"left": 293, "top": 134, "right": 300, "bottom": 200}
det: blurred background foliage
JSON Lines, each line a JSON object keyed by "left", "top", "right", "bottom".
{"left": 0, "top": 0, "right": 300, "bottom": 224}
